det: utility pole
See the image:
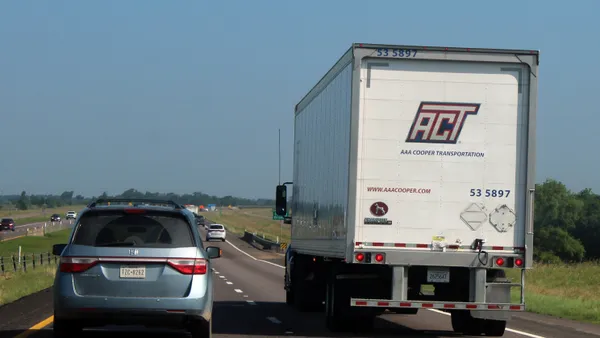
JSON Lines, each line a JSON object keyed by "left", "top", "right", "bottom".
{"left": 278, "top": 128, "right": 281, "bottom": 185}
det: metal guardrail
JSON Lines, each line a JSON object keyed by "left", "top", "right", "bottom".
{"left": 242, "top": 231, "right": 288, "bottom": 253}
{"left": 202, "top": 218, "right": 288, "bottom": 253}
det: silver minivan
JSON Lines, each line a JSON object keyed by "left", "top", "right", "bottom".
{"left": 52, "top": 199, "right": 220, "bottom": 337}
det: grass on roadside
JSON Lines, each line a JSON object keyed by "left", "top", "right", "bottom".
{"left": 200, "top": 208, "right": 291, "bottom": 243}
{"left": 0, "top": 229, "right": 72, "bottom": 305}
{"left": 0, "top": 265, "right": 57, "bottom": 305}
{"left": 0, "top": 229, "right": 72, "bottom": 256}
{"left": 505, "top": 262, "right": 600, "bottom": 324}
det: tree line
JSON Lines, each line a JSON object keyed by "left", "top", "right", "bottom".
{"left": 0, "top": 188, "right": 274, "bottom": 212}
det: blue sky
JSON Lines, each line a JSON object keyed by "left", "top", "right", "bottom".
{"left": 1, "top": 0, "right": 598, "bottom": 198}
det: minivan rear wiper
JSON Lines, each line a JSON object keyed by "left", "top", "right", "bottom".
{"left": 97, "top": 241, "right": 137, "bottom": 247}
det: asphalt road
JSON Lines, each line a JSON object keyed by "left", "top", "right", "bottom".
{"left": 0, "top": 219, "right": 74, "bottom": 241}
{"left": 2, "top": 223, "right": 600, "bottom": 337}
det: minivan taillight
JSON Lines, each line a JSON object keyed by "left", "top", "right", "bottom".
{"left": 167, "top": 258, "right": 207, "bottom": 275}
{"left": 60, "top": 257, "right": 98, "bottom": 273}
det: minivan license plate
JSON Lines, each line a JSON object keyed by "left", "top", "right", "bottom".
{"left": 120, "top": 265, "right": 146, "bottom": 279}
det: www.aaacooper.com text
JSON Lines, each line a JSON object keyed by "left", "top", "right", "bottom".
{"left": 366, "top": 187, "right": 431, "bottom": 194}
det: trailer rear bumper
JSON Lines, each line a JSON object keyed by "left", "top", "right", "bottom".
{"left": 350, "top": 298, "right": 525, "bottom": 311}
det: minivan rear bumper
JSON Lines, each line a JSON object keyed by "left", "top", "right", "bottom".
{"left": 54, "top": 308, "right": 210, "bottom": 329}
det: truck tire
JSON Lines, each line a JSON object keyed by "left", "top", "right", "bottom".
{"left": 325, "top": 271, "right": 374, "bottom": 332}
{"left": 285, "top": 288, "right": 294, "bottom": 305}
{"left": 483, "top": 319, "right": 507, "bottom": 336}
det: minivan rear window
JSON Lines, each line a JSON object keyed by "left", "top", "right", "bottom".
{"left": 72, "top": 211, "right": 195, "bottom": 248}
{"left": 209, "top": 225, "right": 224, "bottom": 230}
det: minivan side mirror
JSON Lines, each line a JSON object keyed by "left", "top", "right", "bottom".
{"left": 52, "top": 243, "right": 67, "bottom": 256}
{"left": 275, "top": 185, "right": 287, "bottom": 216}
{"left": 206, "top": 246, "right": 221, "bottom": 259}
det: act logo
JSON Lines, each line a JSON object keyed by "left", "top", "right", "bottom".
{"left": 405, "top": 102, "right": 480, "bottom": 144}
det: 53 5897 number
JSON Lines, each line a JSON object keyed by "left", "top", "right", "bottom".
{"left": 376, "top": 48, "right": 417, "bottom": 58}
{"left": 470, "top": 189, "right": 511, "bottom": 198}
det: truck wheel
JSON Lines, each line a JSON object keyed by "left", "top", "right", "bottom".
{"left": 451, "top": 310, "right": 484, "bottom": 335}
{"left": 325, "top": 271, "right": 374, "bottom": 332}
{"left": 285, "top": 289, "right": 294, "bottom": 305}
{"left": 483, "top": 319, "right": 506, "bottom": 336}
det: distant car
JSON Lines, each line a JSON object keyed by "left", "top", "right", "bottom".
{"left": 0, "top": 218, "right": 15, "bottom": 231}
{"left": 52, "top": 198, "right": 221, "bottom": 337}
{"left": 195, "top": 214, "right": 205, "bottom": 227}
{"left": 206, "top": 224, "right": 226, "bottom": 242}
{"left": 51, "top": 214, "right": 61, "bottom": 222}
{"left": 65, "top": 211, "right": 77, "bottom": 220}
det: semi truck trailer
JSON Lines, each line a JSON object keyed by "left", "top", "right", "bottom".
{"left": 275, "top": 43, "right": 539, "bottom": 336}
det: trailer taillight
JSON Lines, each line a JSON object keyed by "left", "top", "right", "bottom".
{"left": 375, "top": 253, "right": 384, "bottom": 262}
{"left": 495, "top": 257, "right": 505, "bottom": 266}
{"left": 355, "top": 253, "right": 365, "bottom": 262}
{"left": 515, "top": 258, "right": 523, "bottom": 267}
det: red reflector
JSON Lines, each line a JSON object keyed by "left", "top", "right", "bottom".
{"left": 377, "top": 301, "right": 389, "bottom": 306}
{"left": 355, "top": 242, "right": 362, "bottom": 246}
{"left": 399, "top": 302, "right": 411, "bottom": 307}
{"left": 515, "top": 258, "right": 523, "bottom": 267}
{"left": 355, "top": 253, "right": 365, "bottom": 262}
{"left": 167, "top": 310, "right": 186, "bottom": 313}
{"left": 394, "top": 243, "right": 406, "bottom": 247}
{"left": 60, "top": 257, "right": 98, "bottom": 273}
{"left": 492, "top": 246, "right": 504, "bottom": 250}
{"left": 124, "top": 208, "right": 146, "bottom": 214}
{"left": 167, "top": 258, "right": 207, "bottom": 274}
{"left": 510, "top": 305, "right": 521, "bottom": 310}
{"left": 372, "top": 242, "right": 384, "bottom": 247}
{"left": 375, "top": 254, "right": 384, "bottom": 262}
{"left": 488, "top": 305, "right": 500, "bottom": 309}
{"left": 447, "top": 245, "right": 459, "bottom": 250}
{"left": 355, "top": 301, "right": 367, "bottom": 306}
{"left": 422, "top": 303, "right": 433, "bottom": 308}
{"left": 466, "top": 304, "right": 477, "bottom": 309}
{"left": 416, "top": 244, "right": 428, "bottom": 248}
{"left": 443, "top": 304, "right": 455, "bottom": 308}
{"left": 495, "top": 257, "right": 505, "bottom": 266}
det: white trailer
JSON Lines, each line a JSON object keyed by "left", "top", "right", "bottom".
{"left": 184, "top": 204, "right": 198, "bottom": 214}
{"left": 275, "top": 43, "right": 538, "bottom": 336}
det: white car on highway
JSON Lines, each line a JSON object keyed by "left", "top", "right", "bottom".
{"left": 65, "top": 211, "right": 77, "bottom": 220}
{"left": 206, "top": 224, "right": 226, "bottom": 242}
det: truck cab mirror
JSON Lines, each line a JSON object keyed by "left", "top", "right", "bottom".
{"left": 275, "top": 185, "right": 287, "bottom": 216}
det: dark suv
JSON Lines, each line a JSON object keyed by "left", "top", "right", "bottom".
{"left": 51, "top": 214, "right": 61, "bottom": 222}
{"left": 195, "top": 214, "right": 205, "bottom": 226}
{"left": 0, "top": 218, "right": 15, "bottom": 231}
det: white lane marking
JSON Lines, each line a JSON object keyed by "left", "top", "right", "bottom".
{"left": 225, "top": 239, "right": 285, "bottom": 269}
{"left": 219, "top": 275, "right": 225, "bottom": 279}
{"left": 214, "top": 271, "right": 220, "bottom": 274}
{"left": 267, "top": 317, "right": 282, "bottom": 324}
{"left": 428, "top": 309, "right": 545, "bottom": 338}
{"left": 247, "top": 300, "right": 256, "bottom": 305}
{"left": 243, "top": 295, "right": 248, "bottom": 298}
{"left": 226, "top": 281, "right": 233, "bottom": 285}
{"left": 234, "top": 289, "right": 243, "bottom": 293}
